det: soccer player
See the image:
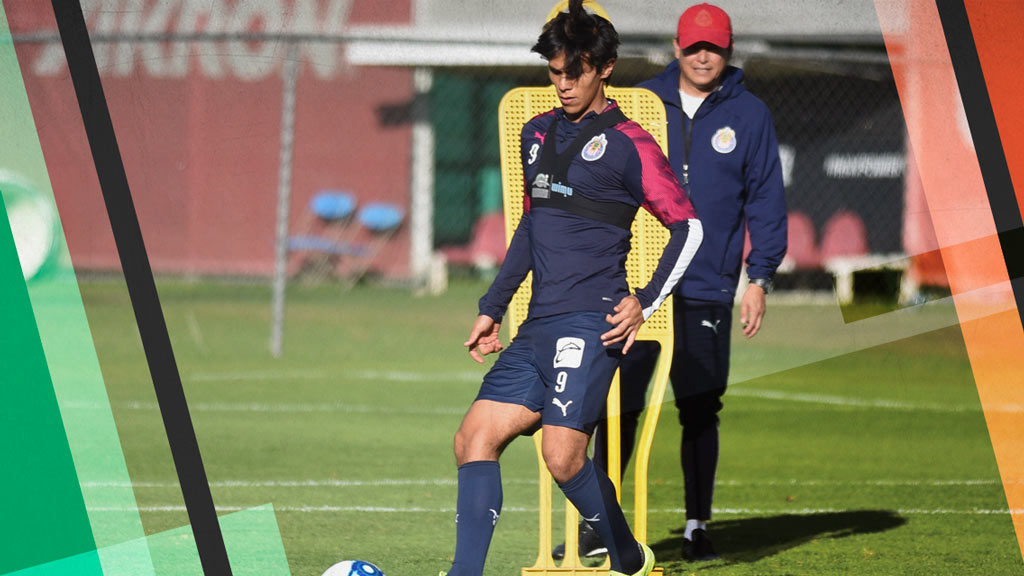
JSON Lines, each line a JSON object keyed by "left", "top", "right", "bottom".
{"left": 587, "top": 2, "right": 788, "bottom": 563}
{"left": 439, "top": 2, "right": 703, "bottom": 575}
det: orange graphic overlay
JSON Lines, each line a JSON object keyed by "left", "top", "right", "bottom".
{"left": 965, "top": 0, "right": 1024, "bottom": 218}
{"left": 876, "top": 0, "right": 1024, "bottom": 559}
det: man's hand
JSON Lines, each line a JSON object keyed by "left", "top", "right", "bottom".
{"left": 740, "top": 284, "right": 767, "bottom": 339}
{"left": 465, "top": 315, "right": 503, "bottom": 363}
{"left": 601, "top": 295, "right": 644, "bottom": 354}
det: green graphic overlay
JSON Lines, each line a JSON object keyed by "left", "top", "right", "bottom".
{"left": 0, "top": 3, "right": 153, "bottom": 574}
{"left": 7, "top": 506, "right": 289, "bottom": 576}
{"left": 0, "top": 3, "right": 290, "bottom": 574}
{"left": 0, "top": 184, "right": 102, "bottom": 575}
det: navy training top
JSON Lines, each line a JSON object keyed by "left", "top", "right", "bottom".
{"left": 479, "top": 101, "right": 703, "bottom": 324}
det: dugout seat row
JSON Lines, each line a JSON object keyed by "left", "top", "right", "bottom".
{"left": 449, "top": 208, "right": 872, "bottom": 278}
{"left": 743, "top": 209, "right": 911, "bottom": 304}
{"left": 760, "top": 209, "right": 870, "bottom": 272}
{"left": 288, "top": 190, "right": 404, "bottom": 286}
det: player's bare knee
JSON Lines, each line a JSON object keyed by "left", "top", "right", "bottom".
{"left": 455, "top": 426, "right": 502, "bottom": 465}
{"left": 545, "top": 457, "right": 583, "bottom": 484}
{"left": 542, "top": 446, "right": 584, "bottom": 484}
{"left": 454, "top": 426, "right": 483, "bottom": 465}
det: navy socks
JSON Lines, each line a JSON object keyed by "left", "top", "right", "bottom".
{"left": 558, "top": 459, "right": 642, "bottom": 573}
{"left": 447, "top": 459, "right": 642, "bottom": 574}
{"left": 447, "top": 461, "right": 502, "bottom": 576}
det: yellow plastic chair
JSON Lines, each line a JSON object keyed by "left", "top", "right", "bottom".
{"left": 497, "top": 86, "right": 673, "bottom": 576}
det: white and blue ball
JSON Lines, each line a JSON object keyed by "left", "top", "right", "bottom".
{"left": 321, "top": 560, "right": 385, "bottom": 576}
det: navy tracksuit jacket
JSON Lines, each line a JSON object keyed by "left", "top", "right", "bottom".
{"left": 638, "top": 62, "right": 787, "bottom": 302}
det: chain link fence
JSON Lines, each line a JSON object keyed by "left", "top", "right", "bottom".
{"left": 5, "top": 0, "right": 913, "bottom": 300}
{"left": 430, "top": 51, "right": 911, "bottom": 297}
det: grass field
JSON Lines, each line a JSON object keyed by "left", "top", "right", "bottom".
{"left": 78, "top": 278, "right": 1022, "bottom": 575}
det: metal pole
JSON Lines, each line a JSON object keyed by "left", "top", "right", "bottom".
{"left": 410, "top": 67, "right": 435, "bottom": 290}
{"left": 270, "top": 42, "right": 299, "bottom": 358}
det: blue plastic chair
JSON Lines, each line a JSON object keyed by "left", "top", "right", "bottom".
{"left": 339, "top": 202, "right": 406, "bottom": 287}
{"left": 288, "top": 190, "right": 361, "bottom": 281}
{"left": 357, "top": 203, "right": 404, "bottom": 232}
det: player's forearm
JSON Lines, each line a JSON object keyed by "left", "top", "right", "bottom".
{"left": 477, "top": 214, "right": 532, "bottom": 322}
{"left": 634, "top": 218, "right": 703, "bottom": 319}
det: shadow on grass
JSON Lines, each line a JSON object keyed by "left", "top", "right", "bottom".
{"left": 650, "top": 510, "right": 906, "bottom": 566}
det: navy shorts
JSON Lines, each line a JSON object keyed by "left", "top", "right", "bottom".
{"left": 476, "top": 311, "right": 623, "bottom": 434}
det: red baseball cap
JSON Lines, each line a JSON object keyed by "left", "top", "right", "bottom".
{"left": 676, "top": 3, "right": 732, "bottom": 49}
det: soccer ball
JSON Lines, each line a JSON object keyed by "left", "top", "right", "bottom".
{"left": 321, "top": 560, "right": 385, "bottom": 576}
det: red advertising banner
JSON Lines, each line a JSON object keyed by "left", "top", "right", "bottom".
{"left": 7, "top": 0, "right": 414, "bottom": 279}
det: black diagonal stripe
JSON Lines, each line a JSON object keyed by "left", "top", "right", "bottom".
{"left": 936, "top": 0, "right": 1024, "bottom": 317}
{"left": 49, "top": 2, "right": 233, "bottom": 574}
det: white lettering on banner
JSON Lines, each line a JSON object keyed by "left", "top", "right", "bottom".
{"left": 32, "top": 0, "right": 353, "bottom": 81}
{"left": 226, "top": 0, "right": 284, "bottom": 81}
{"left": 114, "top": 0, "right": 181, "bottom": 77}
{"left": 823, "top": 152, "right": 905, "bottom": 179}
{"left": 35, "top": 0, "right": 118, "bottom": 75}
{"left": 295, "top": 0, "right": 349, "bottom": 79}
{"left": 150, "top": 0, "right": 181, "bottom": 77}
{"left": 92, "top": 0, "right": 118, "bottom": 70}
{"left": 34, "top": 38, "right": 64, "bottom": 76}
{"left": 182, "top": 0, "right": 231, "bottom": 79}
{"left": 114, "top": 0, "right": 143, "bottom": 77}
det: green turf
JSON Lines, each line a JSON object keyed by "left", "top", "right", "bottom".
{"left": 76, "top": 278, "right": 1022, "bottom": 575}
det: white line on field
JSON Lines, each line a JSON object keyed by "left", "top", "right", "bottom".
{"left": 102, "top": 400, "right": 467, "bottom": 416}
{"left": 726, "top": 387, "right": 960, "bottom": 411}
{"left": 186, "top": 370, "right": 483, "bottom": 383}
{"left": 82, "top": 479, "right": 461, "bottom": 488}
{"left": 70, "top": 393, "right": 990, "bottom": 416}
{"left": 187, "top": 370, "right": 331, "bottom": 382}
{"left": 715, "top": 478, "right": 1014, "bottom": 487}
{"left": 88, "top": 505, "right": 1024, "bottom": 516}
{"left": 73, "top": 394, "right": 992, "bottom": 416}
{"left": 68, "top": 380, "right": 1023, "bottom": 420}
{"left": 80, "top": 478, "right": 1015, "bottom": 489}
{"left": 179, "top": 369, "right": 1016, "bottom": 413}
{"left": 354, "top": 370, "right": 483, "bottom": 383}
{"left": 725, "top": 387, "right": 1021, "bottom": 413}
{"left": 705, "top": 507, "right": 1024, "bottom": 516}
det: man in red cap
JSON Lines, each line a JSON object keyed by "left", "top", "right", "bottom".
{"left": 589, "top": 1, "right": 788, "bottom": 563}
